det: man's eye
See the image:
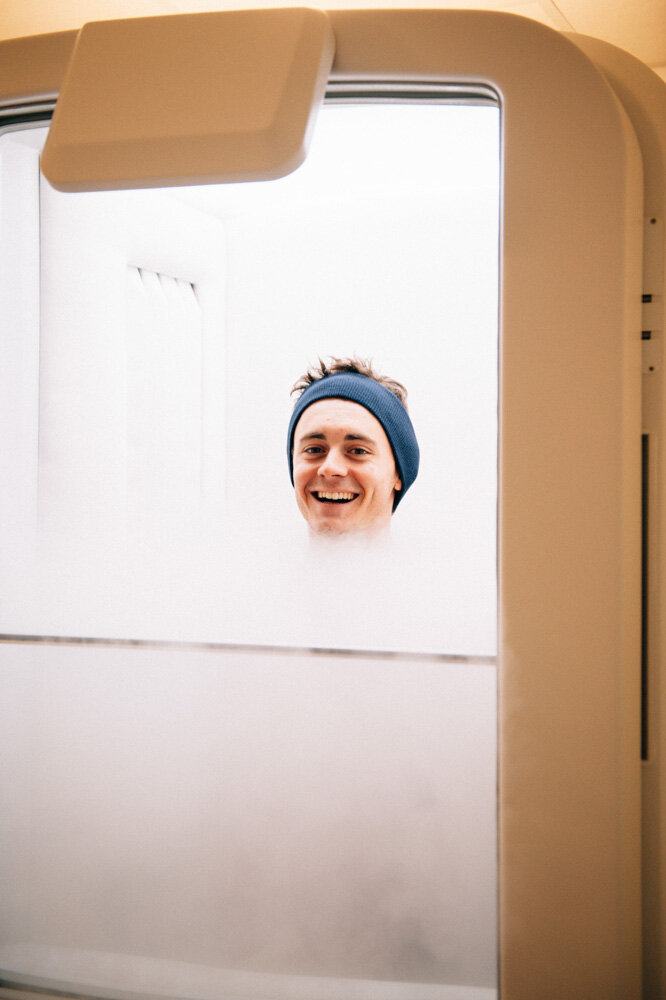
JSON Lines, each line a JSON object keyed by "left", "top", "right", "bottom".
{"left": 304, "top": 446, "right": 324, "bottom": 455}
{"left": 349, "top": 447, "right": 369, "bottom": 456}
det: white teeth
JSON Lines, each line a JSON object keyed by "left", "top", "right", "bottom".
{"left": 316, "top": 491, "right": 356, "bottom": 501}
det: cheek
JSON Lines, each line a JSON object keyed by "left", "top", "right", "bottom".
{"left": 368, "top": 460, "right": 399, "bottom": 495}
{"left": 293, "top": 463, "right": 311, "bottom": 494}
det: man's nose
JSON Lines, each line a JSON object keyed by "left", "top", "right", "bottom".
{"left": 318, "top": 448, "right": 347, "bottom": 477}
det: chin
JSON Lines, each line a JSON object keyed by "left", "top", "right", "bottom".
{"left": 307, "top": 516, "right": 391, "bottom": 539}
{"left": 309, "top": 517, "right": 355, "bottom": 535}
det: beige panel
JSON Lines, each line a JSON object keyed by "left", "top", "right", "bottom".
{"left": 326, "top": 9, "right": 643, "bottom": 998}
{"left": 564, "top": 35, "right": 666, "bottom": 1000}
{"left": 557, "top": 0, "right": 666, "bottom": 69}
{"left": 0, "top": 0, "right": 174, "bottom": 42}
{"left": 40, "top": 8, "right": 335, "bottom": 190}
{"left": 0, "top": 30, "right": 76, "bottom": 108}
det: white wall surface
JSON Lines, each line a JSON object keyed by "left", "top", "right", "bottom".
{"left": 1, "top": 103, "right": 500, "bottom": 657}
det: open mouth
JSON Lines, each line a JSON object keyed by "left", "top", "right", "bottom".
{"left": 313, "top": 491, "right": 359, "bottom": 504}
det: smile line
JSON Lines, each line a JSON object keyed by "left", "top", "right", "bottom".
{"left": 312, "top": 491, "right": 359, "bottom": 503}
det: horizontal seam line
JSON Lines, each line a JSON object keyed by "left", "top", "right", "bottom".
{"left": 0, "top": 633, "right": 496, "bottom": 665}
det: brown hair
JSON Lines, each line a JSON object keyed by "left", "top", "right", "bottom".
{"left": 291, "top": 356, "right": 409, "bottom": 410}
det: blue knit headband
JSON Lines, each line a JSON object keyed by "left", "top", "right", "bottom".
{"left": 287, "top": 372, "right": 419, "bottom": 510}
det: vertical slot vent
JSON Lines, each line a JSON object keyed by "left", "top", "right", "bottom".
{"left": 642, "top": 433, "right": 649, "bottom": 761}
{"left": 126, "top": 266, "right": 203, "bottom": 528}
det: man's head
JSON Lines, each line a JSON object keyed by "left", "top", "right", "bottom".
{"left": 287, "top": 357, "right": 419, "bottom": 536}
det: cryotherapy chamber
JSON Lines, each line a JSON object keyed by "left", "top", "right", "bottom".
{"left": 0, "top": 9, "right": 665, "bottom": 1000}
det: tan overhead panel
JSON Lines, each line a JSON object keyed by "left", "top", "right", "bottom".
{"left": 0, "top": 0, "right": 173, "bottom": 41}
{"left": 557, "top": 0, "right": 666, "bottom": 67}
{"left": 40, "top": 7, "right": 335, "bottom": 190}
{"left": 0, "top": 29, "right": 77, "bottom": 108}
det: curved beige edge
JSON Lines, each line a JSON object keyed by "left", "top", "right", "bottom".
{"left": 40, "top": 8, "right": 335, "bottom": 190}
{"left": 564, "top": 35, "right": 666, "bottom": 1000}
{"left": 0, "top": 9, "right": 647, "bottom": 999}
{"left": 327, "top": 9, "right": 644, "bottom": 997}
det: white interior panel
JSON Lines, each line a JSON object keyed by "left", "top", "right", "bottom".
{"left": 0, "top": 134, "right": 40, "bottom": 572}
{"left": 37, "top": 176, "right": 227, "bottom": 538}
{"left": 0, "top": 640, "right": 497, "bottom": 997}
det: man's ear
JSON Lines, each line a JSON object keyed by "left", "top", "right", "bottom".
{"left": 395, "top": 476, "right": 402, "bottom": 492}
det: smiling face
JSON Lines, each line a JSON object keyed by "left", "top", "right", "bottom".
{"left": 292, "top": 398, "right": 402, "bottom": 536}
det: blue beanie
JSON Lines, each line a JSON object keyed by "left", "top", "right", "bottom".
{"left": 287, "top": 372, "right": 419, "bottom": 510}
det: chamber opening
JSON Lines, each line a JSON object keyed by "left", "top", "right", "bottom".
{"left": 0, "top": 92, "right": 500, "bottom": 998}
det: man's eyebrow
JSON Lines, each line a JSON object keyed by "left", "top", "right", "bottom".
{"left": 298, "top": 431, "right": 378, "bottom": 444}
{"left": 344, "top": 433, "right": 375, "bottom": 443}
